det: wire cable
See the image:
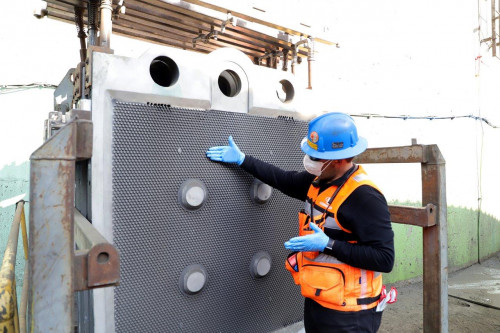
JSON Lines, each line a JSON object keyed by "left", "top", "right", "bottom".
{"left": 0, "top": 83, "right": 57, "bottom": 95}
{"left": 349, "top": 113, "right": 499, "bottom": 129}
{"left": 475, "top": 0, "right": 488, "bottom": 263}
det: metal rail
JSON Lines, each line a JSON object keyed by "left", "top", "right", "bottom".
{"left": 356, "top": 141, "right": 448, "bottom": 333}
{"left": 29, "top": 117, "right": 120, "bottom": 332}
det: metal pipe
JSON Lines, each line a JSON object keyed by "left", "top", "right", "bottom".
{"left": 19, "top": 205, "right": 28, "bottom": 333}
{"left": 282, "top": 49, "right": 289, "bottom": 72}
{"left": 291, "top": 46, "right": 296, "bottom": 74}
{"left": 291, "top": 38, "right": 309, "bottom": 77}
{"left": 99, "top": 0, "right": 113, "bottom": 48}
{"left": 74, "top": 5, "right": 87, "bottom": 104}
{"left": 272, "top": 51, "right": 278, "bottom": 69}
{"left": 307, "top": 37, "right": 314, "bottom": 89}
{"left": 491, "top": 0, "right": 498, "bottom": 57}
{"left": 74, "top": 6, "right": 87, "bottom": 62}
{"left": 20, "top": 204, "right": 28, "bottom": 261}
{"left": 20, "top": 261, "right": 28, "bottom": 333}
{"left": 492, "top": 0, "right": 497, "bottom": 57}
{"left": 258, "top": 50, "right": 283, "bottom": 68}
{"left": 87, "top": 0, "right": 99, "bottom": 47}
{"left": 295, "top": 38, "right": 308, "bottom": 48}
{"left": 0, "top": 201, "right": 24, "bottom": 332}
{"left": 307, "top": 58, "right": 313, "bottom": 89}
{"left": 113, "top": 0, "right": 126, "bottom": 20}
{"left": 258, "top": 51, "right": 273, "bottom": 65}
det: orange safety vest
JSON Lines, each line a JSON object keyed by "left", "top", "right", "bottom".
{"left": 285, "top": 165, "right": 383, "bottom": 312}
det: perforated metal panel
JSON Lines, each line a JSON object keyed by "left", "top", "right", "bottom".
{"left": 112, "top": 101, "right": 307, "bottom": 332}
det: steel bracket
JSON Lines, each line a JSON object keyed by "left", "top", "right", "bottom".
{"left": 74, "top": 209, "right": 120, "bottom": 291}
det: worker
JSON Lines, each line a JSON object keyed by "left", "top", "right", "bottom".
{"left": 206, "top": 112, "right": 394, "bottom": 332}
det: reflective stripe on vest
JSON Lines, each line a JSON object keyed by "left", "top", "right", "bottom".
{"left": 294, "top": 165, "right": 383, "bottom": 312}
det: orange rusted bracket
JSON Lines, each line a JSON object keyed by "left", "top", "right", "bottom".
{"left": 74, "top": 208, "right": 120, "bottom": 291}
{"left": 389, "top": 204, "right": 437, "bottom": 227}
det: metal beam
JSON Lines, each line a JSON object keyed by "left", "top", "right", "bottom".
{"left": 183, "top": 0, "right": 335, "bottom": 45}
{"left": 74, "top": 209, "right": 120, "bottom": 291}
{"left": 355, "top": 145, "right": 426, "bottom": 164}
{"left": 421, "top": 145, "right": 448, "bottom": 333}
{"left": 29, "top": 122, "right": 77, "bottom": 332}
{"left": 389, "top": 204, "right": 436, "bottom": 227}
{"left": 29, "top": 118, "right": 93, "bottom": 332}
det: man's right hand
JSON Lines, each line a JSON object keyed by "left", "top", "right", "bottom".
{"left": 206, "top": 136, "right": 245, "bottom": 165}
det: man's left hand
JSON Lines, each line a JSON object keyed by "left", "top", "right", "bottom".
{"left": 284, "top": 222, "right": 330, "bottom": 252}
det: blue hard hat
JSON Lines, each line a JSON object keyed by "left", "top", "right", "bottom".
{"left": 300, "top": 112, "right": 367, "bottom": 160}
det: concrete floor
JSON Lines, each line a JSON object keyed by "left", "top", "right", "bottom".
{"left": 273, "top": 252, "right": 500, "bottom": 333}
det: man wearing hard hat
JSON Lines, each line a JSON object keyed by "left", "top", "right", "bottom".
{"left": 207, "top": 112, "right": 395, "bottom": 332}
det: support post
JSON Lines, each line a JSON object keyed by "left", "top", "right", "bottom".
{"left": 421, "top": 145, "right": 448, "bottom": 333}
{"left": 29, "top": 119, "right": 93, "bottom": 332}
{"left": 99, "top": 0, "right": 113, "bottom": 48}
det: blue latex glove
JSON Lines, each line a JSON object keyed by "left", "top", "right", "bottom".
{"left": 284, "top": 222, "right": 330, "bottom": 252}
{"left": 206, "top": 136, "right": 245, "bottom": 165}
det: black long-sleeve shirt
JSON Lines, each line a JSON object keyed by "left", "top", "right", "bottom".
{"left": 241, "top": 155, "right": 394, "bottom": 273}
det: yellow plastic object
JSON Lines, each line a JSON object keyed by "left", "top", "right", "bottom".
{"left": 0, "top": 201, "right": 26, "bottom": 333}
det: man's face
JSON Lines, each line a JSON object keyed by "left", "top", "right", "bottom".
{"left": 310, "top": 157, "right": 350, "bottom": 181}
{"left": 317, "top": 159, "right": 341, "bottom": 180}
{"left": 307, "top": 156, "right": 337, "bottom": 180}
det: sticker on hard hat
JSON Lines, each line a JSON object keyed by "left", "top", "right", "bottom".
{"left": 307, "top": 139, "right": 318, "bottom": 150}
{"left": 310, "top": 131, "right": 319, "bottom": 143}
{"left": 332, "top": 142, "right": 344, "bottom": 149}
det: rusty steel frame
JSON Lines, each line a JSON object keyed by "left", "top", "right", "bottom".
{"left": 29, "top": 118, "right": 119, "bottom": 332}
{"left": 356, "top": 143, "right": 448, "bottom": 333}
{"left": 43, "top": 0, "right": 317, "bottom": 60}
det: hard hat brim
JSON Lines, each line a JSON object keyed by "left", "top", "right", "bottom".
{"left": 300, "top": 136, "right": 368, "bottom": 160}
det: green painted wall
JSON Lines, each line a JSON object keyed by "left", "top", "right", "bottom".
{"left": 384, "top": 201, "right": 500, "bottom": 284}
{"left": 0, "top": 161, "right": 30, "bottom": 303}
{"left": 384, "top": 223, "right": 423, "bottom": 283}
{"left": 448, "top": 206, "right": 480, "bottom": 270}
{"left": 478, "top": 211, "right": 500, "bottom": 260}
